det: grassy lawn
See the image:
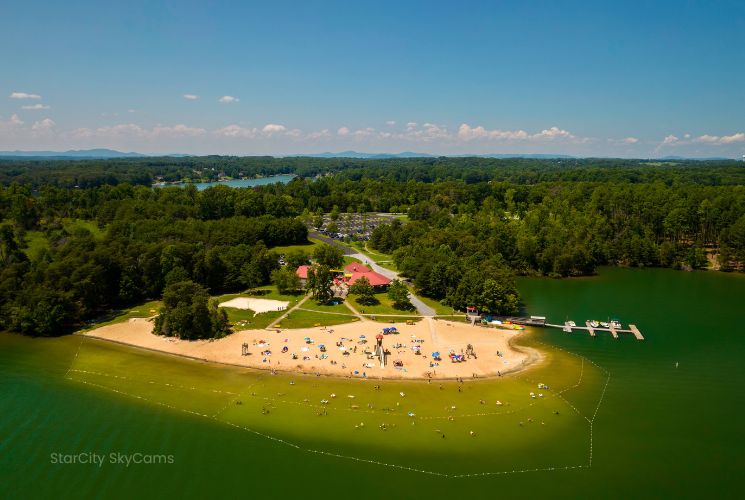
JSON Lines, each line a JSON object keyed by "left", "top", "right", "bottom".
{"left": 301, "top": 298, "right": 351, "bottom": 314}
{"left": 370, "top": 316, "right": 421, "bottom": 325}
{"left": 63, "top": 218, "right": 104, "bottom": 239}
{"left": 278, "top": 309, "right": 358, "bottom": 329}
{"left": 350, "top": 292, "right": 418, "bottom": 316}
{"left": 78, "top": 300, "right": 162, "bottom": 332}
{"left": 215, "top": 285, "right": 302, "bottom": 305}
{"left": 215, "top": 285, "right": 304, "bottom": 330}
{"left": 342, "top": 255, "right": 363, "bottom": 267}
{"left": 271, "top": 238, "right": 324, "bottom": 255}
{"left": 23, "top": 219, "right": 105, "bottom": 259}
{"left": 225, "top": 308, "right": 286, "bottom": 330}
{"left": 388, "top": 213, "right": 409, "bottom": 222}
{"left": 412, "top": 293, "right": 458, "bottom": 316}
{"left": 348, "top": 241, "right": 398, "bottom": 271}
{"left": 23, "top": 230, "right": 49, "bottom": 259}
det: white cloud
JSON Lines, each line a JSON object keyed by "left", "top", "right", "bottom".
{"left": 22, "top": 103, "right": 50, "bottom": 110}
{"left": 337, "top": 126, "right": 350, "bottom": 136}
{"left": 402, "top": 123, "right": 450, "bottom": 142}
{"left": 10, "top": 92, "right": 41, "bottom": 100}
{"left": 31, "top": 118, "right": 55, "bottom": 131}
{"left": 534, "top": 126, "right": 574, "bottom": 139}
{"left": 622, "top": 137, "right": 639, "bottom": 144}
{"left": 719, "top": 132, "right": 745, "bottom": 144}
{"left": 151, "top": 124, "right": 206, "bottom": 137}
{"left": 406, "top": 122, "right": 418, "bottom": 131}
{"left": 663, "top": 132, "right": 745, "bottom": 147}
{"left": 695, "top": 134, "right": 720, "bottom": 143}
{"left": 458, "top": 124, "right": 528, "bottom": 141}
{"left": 351, "top": 127, "right": 376, "bottom": 138}
{"left": 262, "top": 123, "right": 287, "bottom": 133}
{"left": 70, "top": 123, "right": 205, "bottom": 140}
{"left": 0, "top": 114, "right": 24, "bottom": 132}
{"left": 457, "top": 124, "right": 579, "bottom": 142}
{"left": 307, "top": 129, "right": 332, "bottom": 139}
{"left": 214, "top": 124, "right": 259, "bottom": 138}
{"left": 71, "top": 124, "right": 145, "bottom": 139}
{"left": 127, "top": 109, "right": 137, "bottom": 113}
{"left": 218, "top": 95, "right": 239, "bottom": 103}
{"left": 386, "top": 120, "right": 396, "bottom": 126}
{"left": 183, "top": 94, "right": 199, "bottom": 100}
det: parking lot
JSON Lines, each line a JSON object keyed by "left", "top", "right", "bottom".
{"left": 308, "top": 212, "right": 403, "bottom": 241}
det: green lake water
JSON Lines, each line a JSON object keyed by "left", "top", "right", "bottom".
{"left": 1, "top": 267, "right": 743, "bottom": 499}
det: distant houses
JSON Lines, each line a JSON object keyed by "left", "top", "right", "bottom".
{"left": 296, "top": 262, "right": 391, "bottom": 290}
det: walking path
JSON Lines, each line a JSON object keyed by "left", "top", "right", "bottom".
{"left": 341, "top": 298, "right": 366, "bottom": 321}
{"left": 266, "top": 295, "right": 310, "bottom": 329}
{"left": 308, "top": 231, "right": 437, "bottom": 317}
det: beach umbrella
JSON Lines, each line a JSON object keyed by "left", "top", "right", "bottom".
{"left": 359, "top": 335, "right": 366, "bottom": 338}
{"left": 304, "top": 337, "right": 310, "bottom": 341}
{"left": 432, "top": 352, "right": 440, "bottom": 357}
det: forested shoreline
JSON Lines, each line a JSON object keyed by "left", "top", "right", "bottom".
{"left": 1, "top": 156, "right": 744, "bottom": 336}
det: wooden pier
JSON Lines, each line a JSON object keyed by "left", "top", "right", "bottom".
{"left": 492, "top": 315, "right": 547, "bottom": 327}
{"left": 545, "top": 321, "right": 645, "bottom": 340}
{"left": 585, "top": 321, "right": 596, "bottom": 337}
{"left": 629, "top": 324, "right": 644, "bottom": 340}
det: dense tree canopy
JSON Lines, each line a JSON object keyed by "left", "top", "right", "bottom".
{"left": 349, "top": 276, "right": 376, "bottom": 305}
{"left": 154, "top": 280, "right": 230, "bottom": 340}
{"left": 1, "top": 156, "right": 744, "bottom": 335}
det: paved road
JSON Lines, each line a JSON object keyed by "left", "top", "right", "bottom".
{"left": 309, "top": 231, "right": 437, "bottom": 317}
{"left": 349, "top": 252, "right": 436, "bottom": 317}
{"left": 308, "top": 231, "right": 355, "bottom": 255}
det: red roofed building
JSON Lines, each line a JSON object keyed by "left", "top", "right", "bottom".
{"left": 344, "top": 262, "right": 371, "bottom": 273}
{"left": 296, "top": 265, "right": 311, "bottom": 285}
{"left": 297, "top": 262, "right": 391, "bottom": 290}
{"left": 348, "top": 270, "right": 391, "bottom": 288}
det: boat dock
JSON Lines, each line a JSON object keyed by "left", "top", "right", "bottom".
{"left": 629, "top": 324, "right": 644, "bottom": 340}
{"left": 585, "top": 321, "right": 596, "bottom": 337}
{"left": 545, "top": 321, "right": 645, "bottom": 340}
{"left": 492, "top": 315, "right": 547, "bottom": 327}
{"left": 609, "top": 323, "right": 619, "bottom": 339}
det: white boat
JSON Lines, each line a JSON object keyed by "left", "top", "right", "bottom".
{"left": 567, "top": 321, "right": 576, "bottom": 327}
{"left": 589, "top": 320, "right": 600, "bottom": 328}
{"left": 611, "top": 320, "right": 622, "bottom": 329}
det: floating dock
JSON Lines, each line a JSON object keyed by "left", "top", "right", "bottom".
{"left": 492, "top": 315, "right": 546, "bottom": 327}
{"left": 545, "top": 321, "right": 645, "bottom": 340}
{"left": 609, "top": 323, "right": 619, "bottom": 339}
{"left": 585, "top": 321, "right": 596, "bottom": 337}
{"left": 629, "top": 324, "right": 644, "bottom": 340}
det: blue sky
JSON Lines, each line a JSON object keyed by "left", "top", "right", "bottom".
{"left": 1, "top": 0, "right": 744, "bottom": 157}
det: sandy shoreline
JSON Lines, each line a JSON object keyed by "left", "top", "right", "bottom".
{"left": 82, "top": 317, "right": 542, "bottom": 380}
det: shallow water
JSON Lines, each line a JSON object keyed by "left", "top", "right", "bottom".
{"left": 1, "top": 267, "right": 743, "bottom": 498}
{"left": 190, "top": 175, "right": 295, "bottom": 190}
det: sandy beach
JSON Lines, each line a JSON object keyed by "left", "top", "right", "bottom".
{"left": 83, "top": 317, "right": 540, "bottom": 379}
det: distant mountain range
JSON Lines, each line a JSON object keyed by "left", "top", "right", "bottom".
{"left": 657, "top": 155, "right": 733, "bottom": 161}
{"left": 0, "top": 149, "right": 738, "bottom": 161}
{"left": 288, "top": 151, "right": 435, "bottom": 159}
{"left": 0, "top": 148, "right": 147, "bottom": 159}
{"left": 288, "top": 151, "right": 575, "bottom": 159}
